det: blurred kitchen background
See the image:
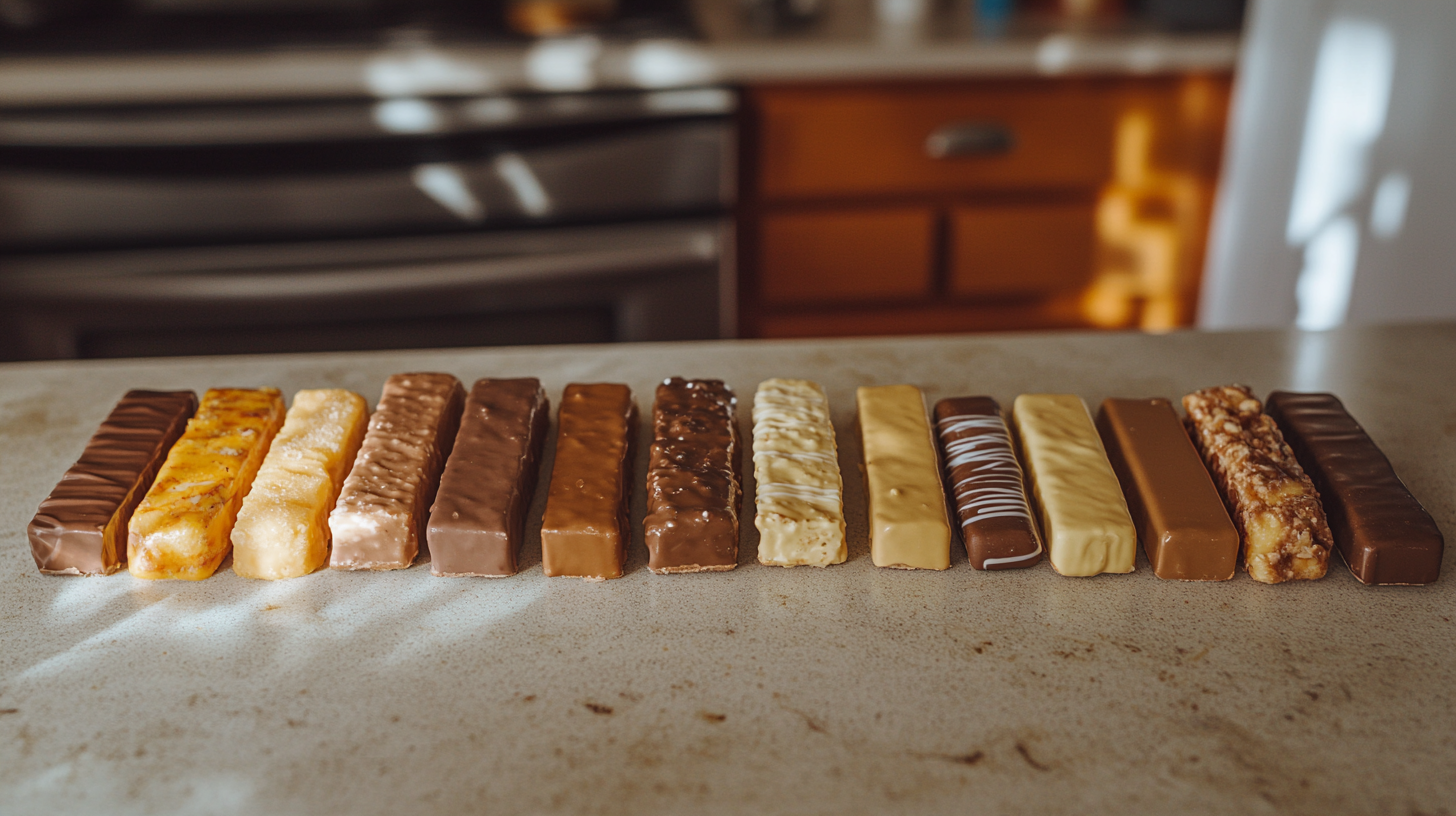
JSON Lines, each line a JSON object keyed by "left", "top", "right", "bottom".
{"left": 0, "top": 0, "right": 1450, "bottom": 360}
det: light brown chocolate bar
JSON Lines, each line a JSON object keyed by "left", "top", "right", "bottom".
{"left": 540, "top": 383, "right": 636, "bottom": 580}
{"left": 1182, "top": 384, "right": 1333, "bottom": 584}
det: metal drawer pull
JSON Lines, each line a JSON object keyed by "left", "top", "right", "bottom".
{"left": 925, "top": 122, "right": 1015, "bottom": 158}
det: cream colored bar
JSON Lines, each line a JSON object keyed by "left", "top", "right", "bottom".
{"left": 128, "top": 388, "right": 286, "bottom": 580}
{"left": 753, "top": 378, "right": 846, "bottom": 567}
{"left": 232, "top": 389, "right": 369, "bottom": 580}
{"left": 856, "top": 384, "right": 951, "bottom": 570}
{"left": 1011, "top": 394, "right": 1136, "bottom": 576}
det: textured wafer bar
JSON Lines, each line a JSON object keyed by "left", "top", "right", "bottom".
{"left": 1182, "top": 385, "right": 1332, "bottom": 584}
{"left": 541, "top": 383, "right": 636, "bottom": 580}
{"left": 427, "top": 378, "right": 549, "bottom": 577}
{"left": 1096, "top": 398, "right": 1239, "bottom": 581}
{"left": 1266, "top": 391, "right": 1443, "bottom": 585}
{"left": 329, "top": 373, "right": 465, "bottom": 570}
{"left": 753, "top": 378, "right": 846, "bottom": 568}
{"left": 128, "top": 388, "right": 285, "bottom": 580}
{"left": 232, "top": 389, "right": 369, "bottom": 580}
{"left": 1012, "top": 394, "right": 1136, "bottom": 576}
{"left": 644, "top": 378, "right": 741, "bottom": 573}
{"left": 933, "top": 397, "right": 1041, "bottom": 570}
{"left": 857, "top": 384, "right": 952, "bottom": 570}
{"left": 29, "top": 390, "right": 197, "bottom": 575}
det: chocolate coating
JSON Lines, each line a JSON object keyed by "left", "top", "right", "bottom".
{"left": 427, "top": 378, "right": 549, "bottom": 577}
{"left": 1266, "top": 391, "right": 1445, "bottom": 585}
{"left": 28, "top": 390, "right": 197, "bottom": 575}
{"left": 933, "top": 397, "right": 1042, "bottom": 570}
{"left": 1096, "top": 398, "right": 1239, "bottom": 581}
{"left": 541, "top": 383, "right": 637, "bottom": 580}
{"left": 330, "top": 373, "right": 465, "bottom": 571}
{"left": 643, "top": 378, "right": 741, "bottom": 573}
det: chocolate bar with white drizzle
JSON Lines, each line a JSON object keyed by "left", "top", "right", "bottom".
{"left": 934, "top": 396, "right": 1042, "bottom": 570}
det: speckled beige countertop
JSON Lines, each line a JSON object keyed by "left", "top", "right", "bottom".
{"left": 2, "top": 324, "right": 1452, "bottom": 815}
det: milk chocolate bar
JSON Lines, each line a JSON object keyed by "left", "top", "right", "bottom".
{"left": 753, "top": 378, "right": 847, "bottom": 568}
{"left": 857, "top": 384, "right": 952, "bottom": 570}
{"left": 330, "top": 373, "right": 465, "bottom": 571}
{"left": 1096, "top": 398, "right": 1239, "bottom": 581}
{"left": 29, "top": 390, "right": 197, "bottom": 575}
{"left": 1266, "top": 391, "right": 1444, "bottom": 585}
{"left": 1182, "top": 385, "right": 1333, "bottom": 584}
{"left": 1011, "top": 394, "right": 1136, "bottom": 576}
{"left": 541, "top": 383, "right": 636, "bottom": 580}
{"left": 933, "top": 397, "right": 1041, "bottom": 570}
{"left": 643, "top": 378, "right": 741, "bottom": 573}
{"left": 232, "top": 389, "right": 369, "bottom": 580}
{"left": 129, "top": 388, "right": 286, "bottom": 580}
{"left": 427, "top": 378, "right": 549, "bottom": 577}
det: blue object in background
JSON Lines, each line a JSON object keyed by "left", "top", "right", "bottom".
{"left": 974, "top": 0, "right": 1013, "bottom": 38}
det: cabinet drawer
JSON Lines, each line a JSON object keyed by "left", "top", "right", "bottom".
{"left": 754, "top": 81, "right": 1118, "bottom": 200}
{"left": 950, "top": 204, "right": 1095, "bottom": 296}
{"left": 758, "top": 207, "right": 934, "bottom": 305}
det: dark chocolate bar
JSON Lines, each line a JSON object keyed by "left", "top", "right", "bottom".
{"left": 541, "top": 383, "right": 636, "bottom": 580}
{"left": 933, "top": 397, "right": 1042, "bottom": 570}
{"left": 1266, "top": 391, "right": 1444, "bottom": 585}
{"left": 1096, "top": 397, "right": 1239, "bottom": 581}
{"left": 29, "top": 389, "right": 197, "bottom": 575}
{"left": 427, "top": 378, "right": 549, "bottom": 577}
{"left": 643, "top": 378, "right": 740, "bottom": 573}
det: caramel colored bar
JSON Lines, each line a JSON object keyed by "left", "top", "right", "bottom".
{"left": 933, "top": 397, "right": 1042, "bottom": 570}
{"left": 1182, "top": 385, "right": 1333, "bottom": 584}
{"left": 427, "top": 378, "right": 549, "bottom": 577}
{"left": 231, "top": 389, "right": 369, "bottom": 580}
{"left": 1266, "top": 391, "right": 1444, "bottom": 585}
{"left": 753, "top": 378, "right": 847, "bottom": 568}
{"left": 1096, "top": 398, "right": 1239, "bottom": 581}
{"left": 128, "top": 388, "right": 285, "bottom": 580}
{"left": 857, "top": 384, "right": 951, "bottom": 570}
{"left": 644, "top": 378, "right": 741, "bottom": 573}
{"left": 541, "top": 383, "right": 636, "bottom": 580}
{"left": 29, "top": 390, "right": 197, "bottom": 576}
{"left": 330, "top": 373, "right": 465, "bottom": 570}
{"left": 1012, "top": 394, "right": 1136, "bottom": 576}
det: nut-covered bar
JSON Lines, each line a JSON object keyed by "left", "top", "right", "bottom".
{"left": 1266, "top": 391, "right": 1444, "bottom": 585}
{"left": 232, "top": 389, "right": 369, "bottom": 580}
{"left": 1012, "top": 394, "right": 1136, "bottom": 576}
{"left": 128, "top": 387, "right": 285, "bottom": 580}
{"left": 933, "top": 396, "right": 1041, "bottom": 570}
{"left": 857, "top": 384, "right": 952, "bottom": 570}
{"left": 29, "top": 390, "right": 197, "bottom": 576}
{"left": 1182, "top": 385, "right": 1333, "bottom": 584}
{"left": 643, "top": 378, "right": 741, "bottom": 573}
{"left": 540, "top": 383, "right": 637, "bottom": 580}
{"left": 753, "top": 378, "right": 847, "bottom": 568}
{"left": 1096, "top": 397, "right": 1239, "bottom": 581}
{"left": 427, "top": 378, "right": 549, "bottom": 577}
{"left": 330, "top": 373, "right": 465, "bottom": 571}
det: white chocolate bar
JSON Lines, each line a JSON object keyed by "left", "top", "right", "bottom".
{"left": 857, "top": 384, "right": 952, "bottom": 570}
{"left": 752, "top": 378, "right": 846, "bottom": 567}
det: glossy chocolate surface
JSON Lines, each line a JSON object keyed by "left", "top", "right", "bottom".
{"left": 643, "top": 378, "right": 740, "bottom": 573}
{"left": 933, "top": 396, "right": 1042, "bottom": 570}
{"left": 541, "top": 383, "right": 636, "bottom": 580}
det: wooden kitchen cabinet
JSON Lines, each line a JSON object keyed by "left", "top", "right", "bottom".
{"left": 737, "top": 75, "right": 1233, "bottom": 338}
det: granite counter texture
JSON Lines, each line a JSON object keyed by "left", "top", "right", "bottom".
{"left": 1, "top": 324, "right": 1452, "bottom": 815}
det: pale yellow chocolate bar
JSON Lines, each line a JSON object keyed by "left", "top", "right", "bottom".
{"left": 128, "top": 388, "right": 286, "bottom": 580}
{"left": 1012, "top": 394, "right": 1136, "bottom": 576}
{"left": 856, "top": 384, "right": 951, "bottom": 570}
{"left": 232, "top": 389, "right": 369, "bottom": 580}
{"left": 753, "top": 379, "right": 846, "bottom": 567}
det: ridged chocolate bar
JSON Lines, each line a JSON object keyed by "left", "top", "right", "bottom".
{"left": 934, "top": 396, "right": 1041, "bottom": 570}
{"left": 541, "top": 383, "right": 637, "bottom": 580}
{"left": 28, "top": 389, "right": 197, "bottom": 575}
{"left": 1266, "top": 391, "right": 1444, "bottom": 585}
{"left": 427, "top": 378, "right": 549, "bottom": 577}
{"left": 330, "top": 373, "right": 465, "bottom": 571}
{"left": 644, "top": 378, "right": 741, "bottom": 573}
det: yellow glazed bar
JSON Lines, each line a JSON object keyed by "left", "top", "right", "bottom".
{"left": 128, "top": 387, "right": 286, "bottom": 580}
{"left": 1012, "top": 394, "right": 1137, "bottom": 576}
{"left": 232, "top": 389, "right": 369, "bottom": 580}
{"left": 856, "top": 384, "right": 951, "bottom": 570}
{"left": 753, "top": 378, "right": 846, "bottom": 567}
